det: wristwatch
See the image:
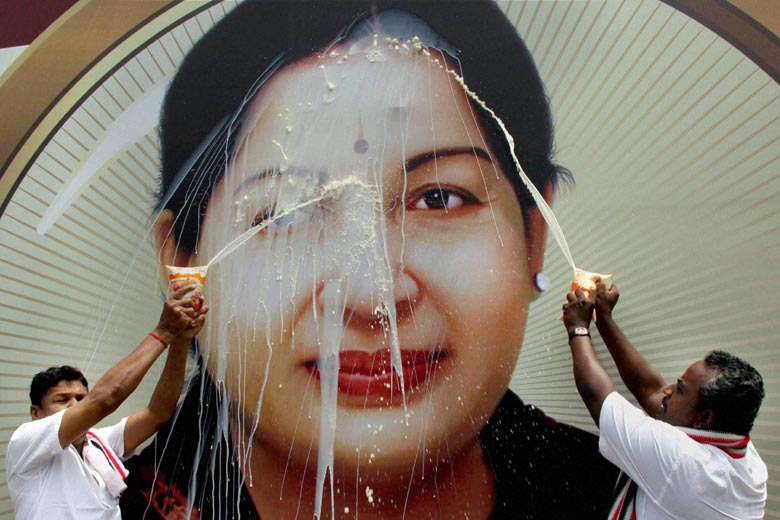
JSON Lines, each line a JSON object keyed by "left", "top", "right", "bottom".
{"left": 569, "top": 327, "right": 590, "bottom": 341}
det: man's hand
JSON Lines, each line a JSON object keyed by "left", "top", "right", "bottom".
{"left": 594, "top": 282, "right": 619, "bottom": 320}
{"left": 180, "top": 299, "right": 208, "bottom": 341}
{"left": 154, "top": 283, "right": 206, "bottom": 344}
{"left": 562, "top": 288, "right": 594, "bottom": 336}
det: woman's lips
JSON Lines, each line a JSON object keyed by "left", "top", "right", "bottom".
{"left": 304, "top": 348, "right": 447, "bottom": 402}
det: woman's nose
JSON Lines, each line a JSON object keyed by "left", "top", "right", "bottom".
{"left": 337, "top": 253, "right": 420, "bottom": 328}
{"left": 317, "top": 187, "right": 421, "bottom": 328}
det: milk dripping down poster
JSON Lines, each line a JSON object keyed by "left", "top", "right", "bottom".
{"left": 0, "top": 1, "right": 778, "bottom": 518}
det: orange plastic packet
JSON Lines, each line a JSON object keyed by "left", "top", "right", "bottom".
{"left": 166, "top": 265, "right": 207, "bottom": 310}
{"left": 571, "top": 268, "right": 613, "bottom": 297}
{"left": 558, "top": 268, "right": 614, "bottom": 320}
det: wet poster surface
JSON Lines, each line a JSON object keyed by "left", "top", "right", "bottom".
{"left": 0, "top": 1, "right": 778, "bottom": 519}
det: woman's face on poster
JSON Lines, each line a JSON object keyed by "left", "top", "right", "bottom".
{"left": 178, "top": 38, "right": 544, "bottom": 472}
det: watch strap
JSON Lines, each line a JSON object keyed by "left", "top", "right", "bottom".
{"left": 568, "top": 327, "right": 590, "bottom": 341}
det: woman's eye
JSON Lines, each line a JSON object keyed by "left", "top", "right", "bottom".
{"left": 250, "top": 203, "right": 320, "bottom": 231}
{"left": 251, "top": 209, "right": 273, "bottom": 228}
{"left": 411, "top": 188, "right": 477, "bottom": 210}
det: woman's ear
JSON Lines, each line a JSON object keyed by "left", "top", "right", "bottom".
{"left": 155, "top": 209, "right": 193, "bottom": 268}
{"left": 525, "top": 182, "right": 553, "bottom": 278}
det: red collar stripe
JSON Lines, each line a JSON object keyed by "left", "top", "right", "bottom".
{"left": 86, "top": 431, "right": 128, "bottom": 479}
{"left": 677, "top": 427, "right": 750, "bottom": 459}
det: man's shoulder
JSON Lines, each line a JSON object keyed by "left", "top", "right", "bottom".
{"left": 7, "top": 411, "right": 69, "bottom": 478}
{"left": 679, "top": 438, "right": 768, "bottom": 478}
{"left": 662, "top": 440, "right": 768, "bottom": 517}
{"left": 9, "top": 418, "right": 36, "bottom": 441}
{"left": 9, "top": 412, "right": 63, "bottom": 446}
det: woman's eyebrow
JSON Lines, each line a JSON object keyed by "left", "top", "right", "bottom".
{"left": 233, "top": 167, "right": 326, "bottom": 197}
{"left": 232, "top": 169, "right": 278, "bottom": 196}
{"left": 403, "top": 146, "right": 493, "bottom": 174}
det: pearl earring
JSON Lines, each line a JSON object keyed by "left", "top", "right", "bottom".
{"left": 533, "top": 272, "right": 550, "bottom": 292}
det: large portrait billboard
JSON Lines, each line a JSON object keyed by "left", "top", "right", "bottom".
{"left": 1, "top": 1, "right": 778, "bottom": 519}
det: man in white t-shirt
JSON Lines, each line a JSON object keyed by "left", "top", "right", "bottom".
{"left": 561, "top": 283, "right": 767, "bottom": 520}
{"left": 6, "top": 282, "right": 208, "bottom": 520}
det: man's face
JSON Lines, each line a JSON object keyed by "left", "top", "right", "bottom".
{"left": 656, "top": 359, "right": 718, "bottom": 427}
{"left": 31, "top": 379, "right": 88, "bottom": 420}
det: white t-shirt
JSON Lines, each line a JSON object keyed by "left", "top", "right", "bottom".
{"left": 599, "top": 391, "right": 767, "bottom": 520}
{"left": 6, "top": 410, "right": 128, "bottom": 520}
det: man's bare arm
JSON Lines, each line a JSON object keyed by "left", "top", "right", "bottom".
{"left": 593, "top": 284, "right": 666, "bottom": 415}
{"left": 562, "top": 290, "right": 615, "bottom": 425}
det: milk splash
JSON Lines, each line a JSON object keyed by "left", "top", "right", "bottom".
{"left": 206, "top": 176, "right": 405, "bottom": 519}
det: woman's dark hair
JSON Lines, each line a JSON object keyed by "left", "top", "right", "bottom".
{"left": 701, "top": 350, "right": 764, "bottom": 436}
{"left": 159, "top": 0, "right": 567, "bottom": 253}
{"left": 30, "top": 365, "right": 88, "bottom": 407}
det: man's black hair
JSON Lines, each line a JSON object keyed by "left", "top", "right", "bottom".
{"left": 157, "top": 0, "right": 568, "bottom": 253}
{"left": 30, "top": 366, "right": 88, "bottom": 407}
{"left": 701, "top": 350, "right": 764, "bottom": 436}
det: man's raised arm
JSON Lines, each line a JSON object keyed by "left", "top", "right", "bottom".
{"left": 562, "top": 289, "right": 615, "bottom": 425}
{"left": 593, "top": 283, "right": 666, "bottom": 416}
